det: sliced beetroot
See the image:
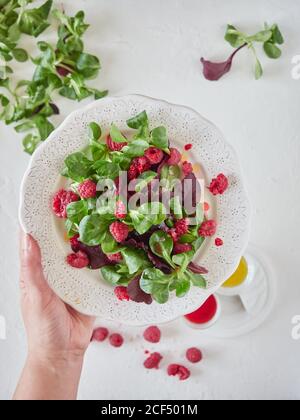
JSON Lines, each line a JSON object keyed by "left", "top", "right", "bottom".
{"left": 127, "top": 276, "right": 153, "bottom": 305}
{"left": 188, "top": 262, "right": 209, "bottom": 275}
{"left": 71, "top": 242, "right": 110, "bottom": 269}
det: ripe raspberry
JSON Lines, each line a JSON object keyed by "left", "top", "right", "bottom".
{"left": 114, "top": 177, "right": 120, "bottom": 195}
{"left": 109, "top": 333, "right": 124, "bottom": 347}
{"left": 128, "top": 164, "right": 139, "bottom": 181}
{"left": 167, "top": 147, "right": 182, "bottom": 165}
{"left": 175, "top": 218, "right": 189, "bottom": 236}
{"left": 109, "top": 221, "right": 129, "bottom": 242}
{"left": 182, "top": 161, "right": 193, "bottom": 177}
{"left": 198, "top": 220, "right": 217, "bottom": 237}
{"left": 52, "top": 189, "right": 79, "bottom": 218}
{"left": 209, "top": 173, "right": 229, "bottom": 195}
{"left": 66, "top": 251, "right": 89, "bottom": 268}
{"left": 143, "top": 326, "right": 161, "bottom": 343}
{"left": 167, "top": 364, "right": 190, "bottom": 381}
{"left": 107, "top": 252, "right": 123, "bottom": 263}
{"left": 186, "top": 347, "right": 203, "bottom": 364}
{"left": 115, "top": 200, "right": 126, "bottom": 219}
{"left": 173, "top": 243, "right": 192, "bottom": 255}
{"left": 184, "top": 143, "right": 193, "bottom": 151}
{"left": 144, "top": 352, "right": 163, "bottom": 369}
{"left": 145, "top": 147, "right": 164, "bottom": 164}
{"left": 215, "top": 238, "right": 224, "bottom": 247}
{"left": 132, "top": 156, "right": 151, "bottom": 174}
{"left": 70, "top": 234, "right": 80, "bottom": 249}
{"left": 78, "top": 179, "right": 97, "bottom": 199}
{"left": 106, "top": 134, "right": 127, "bottom": 151}
{"left": 168, "top": 228, "right": 179, "bottom": 243}
{"left": 114, "top": 286, "right": 130, "bottom": 301}
{"left": 92, "top": 327, "right": 109, "bottom": 342}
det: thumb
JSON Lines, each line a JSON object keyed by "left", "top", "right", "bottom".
{"left": 20, "top": 232, "right": 48, "bottom": 294}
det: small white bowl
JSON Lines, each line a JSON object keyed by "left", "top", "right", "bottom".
{"left": 183, "top": 295, "right": 221, "bottom": 330}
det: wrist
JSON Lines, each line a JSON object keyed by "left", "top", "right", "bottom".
{"left": 27, "top": 349, "right": 85, "bottom": 373}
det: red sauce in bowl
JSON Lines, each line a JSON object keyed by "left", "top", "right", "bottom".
{"left": 185, "top": 295, "right": 218, "bottom": 324}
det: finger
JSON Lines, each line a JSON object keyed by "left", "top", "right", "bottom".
{"left": 19, "top": 231, "right": 47, "bottom": 293}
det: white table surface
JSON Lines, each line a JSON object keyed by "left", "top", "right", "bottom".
{"left": 0, "top": 0, "right": 300, "bottom": 400}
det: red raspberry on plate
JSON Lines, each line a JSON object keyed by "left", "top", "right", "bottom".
{"left": 70, "top": 234, "right": 80, "bottom": 249}
{"left": 115, "top": 200, "right": 126, "bottom": 219}
{"left": 78, "top": 179, "right": 97, "bottom": 199}
{"left": 107, "top": 252, "right": 123, "bottom": 263}
{"left": 109, "top": 333, "right": 124, "bottom": 347}
{"left": 209, "top": 173, "right": 229, "bottom": 195}
{"left": 109, "top": 221, "right": 129, "bottom": 242}
{"left": 128, "top": 164, "right": 139, "bottom": 181}
{"left": 92, "top": 327, "right": 109, "bottom": 342}
{"left": 175, "top": 218, "right": 189, "bottom": 236}
{"left": 186, "top": 347, "right": 203, "bottom": 364}
{"left": 66, "top": 251, "right": 89, "bottom": 269}
{"left": 182, "top": 161, "right": 193, "bottom": 177}
{"left": 198, "top": 220, "right": 217, "bottom": 237}
{"left": 215, "top": 238, "right": 224, "bottom": 247}
{"left": 52, "top": 189, "right": 79, "bottom": 218}
{"left": 167, "top": 364, "right": 190, "bottom": 381}
{"left": 114, "top": 286, "right": 130, "bottom": 301}
{"left": 144, "top": 352, "right": 163, "bottom": 369}
{"left": 145, "top": 147, "right": 164, "bottom": 164}
{"left": 167, "top": 147, "right": 182, "bottom": 165}
{"left": 106, "top": 134, "right": 127, "bottom": 151}
{"left": 132, "top": 156, "right": 151, "bottom": 174}
{"left": 143, "top": 326, "right": 161, "bottom": 343}
{"left": 173, "top": 243, "right": 192, "bottom": 255}
{"left": 184, "top": 143, "right": 193, "bottom": 151}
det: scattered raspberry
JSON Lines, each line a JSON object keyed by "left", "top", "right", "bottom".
{"left": 114, "top": 286, "right": 130, "bottom": 301}
{"left": 109, "top": 333, "right": 124, "bottom": 347}
{"left": 52, "top": 189, "right": 79, "bottom": 218}
{"left": 186, "top": 347, "right": 203, "bottom": 364}
{"left": 175, "top": 218, "right": 189, "bottom": 236}
{"left": 106, "top": 134, "right": 127, "bottom": 151}
{"left": 184, "top": 144, "right": 193, "bottom": 151}
{"left": 167, "top": 364, "right": 190, "bottom": 381}
{"left": 145, "top": 147, "right": 164, "bottom": 164}
{"left": 128, "top": 164, "right": 139, "bottom": 181}
{"left": 182, "top": 161, "right": 193, "bottom": 177}
{"left": 209, "top": 173, "right": 229, "bottom": 195}
{"left": 204, "top": 202, "right": 210, "bottom": 212}
{"left": 70, "top": 234, "right": 80, "bottom": 249}
{"left": 107, "top": 252, "right": 123, "bottom": 263}
{"left": 168, "top": 228, "right": 179, "bottom": 243}
{"left": 115, "top": 200, "right": 127, "bottom": 219}
{"left": 78, "top": 179, "right": 97, "bottom": 199}
{"left": 109, "top": 221, "right": 129, "bottom": 242}
{"left": 66, "top": 251, "right": 89, "bottom": 269}
{"left": 132, "top": 156, "right": 151, "bottom": 174}
{"left": 173, "top": 243, "right": 192, "bottom": 255}
{"left": 143, "top": 326, "right": 161, "bottom": 343}
{"left": 215, "top": 238, "right": 224, "bottom": 247}
{"left": 167, "top": 148, "right": 182, "bottom": 165}
{"left": 198, "top": 220, "right": 217, "bottom": 237}
{"left": 92, "top": 327, "right": 109, "bottom": 342}
{"left": 144, "top": 352, "right": 163, "bottom": 369}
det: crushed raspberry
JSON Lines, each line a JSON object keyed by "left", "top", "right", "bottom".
{"left": 52, "top": 189, "right": 79, "bottom": 218}
{"left": 215, "top": 238, "right": 224, "bottom": 247}
{"left": 109, "top": 221, "right": 129, "bottom": 242}
{"left": 78, "top": 179, "right": 97, "bottom": 199}
{"left": 186, "top": 347, "right": 203, "bottom": 363}
{"left": 182, "top": 161, "right": 193, "bottom": 177}
{"left": 115, "top": 200, "right": 127, "bottom": 219}
{"left": 168, "top": 228, "right": 179, "bottom": 243}
{"left": 173, "top": 243, "right": 192, "bottom": 255}
{"left": 145, "top": 147, "right": 164, "bottom": 164}
{"left": 209, "top": 173, "right": 229, "bottom": 195}
{"left": 167, "top": 148, "right": 182, "bottom": 165}
{"left": 184, "top": 144, "right": 193, "bottom": 151}
{"left": 70, "top": 234, "right": 80, "bottom": 249}
{"left": 92, "top": 327, "right": 109, "bottom": 342}
{"left": 143, "top": 326, "right": 161, "bottom": 343}
{"left": 144, "top": 352, "right": 163, "bottom": 369}
{"left": 107, "top": 252, "right": 123, "bottom": 263}
{"left": 175, "top": 218, "right": 189, "bottom": 236}
{"left": 204, "top": 202, "right": 210, "bottom": 212}
{"left": 198, "top": 220, "right": 217, "bottom": 237}
{"left": 66, "top": 251, "right": 89, "bottom": 269}
{"left": 106, "top": 134, "right": 127, "bottom": 152}
{"left": 128, "top": 164, "right": 139, "bottom": 181}
{"left": 132, "top": 156, "right": 151, "bottom": 174}
{"left": 109, "top": 333, "right": 124, "bottom": 347}
{"left": 167, "top": 364, "right": 190, "bottom": 381}
{"left": 114, "top": 286, "right": 130, "bottom": 301}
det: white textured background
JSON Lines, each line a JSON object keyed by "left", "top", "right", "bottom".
{"left": 0, "top": 0, "right": 300, "bottom": 400}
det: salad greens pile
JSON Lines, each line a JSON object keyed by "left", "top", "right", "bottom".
{"left": 60, "top": 111, "right": 208, "bottom": 304}
{"left": 0, "top": 0, "right": 107, "bottom": 154}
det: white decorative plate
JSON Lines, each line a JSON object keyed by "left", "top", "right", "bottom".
{"left": 19, "top": 95, "right": 251, "bottom": 326}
